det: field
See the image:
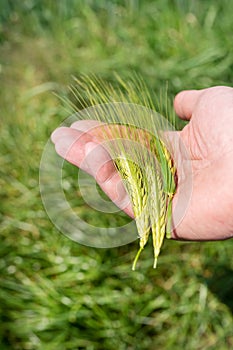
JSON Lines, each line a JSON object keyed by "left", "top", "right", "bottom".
{"left": 0, "top": 1, "right": 233, "bottom": 349}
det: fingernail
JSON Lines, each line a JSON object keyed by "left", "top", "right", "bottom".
{"left": 55, "top": 135, "right": 78, "bottom": 158}
{"left": 85, "top": 141, "right": 98, "bottom": 155}
{"left": 51, "top": 127, "right": 69, "bottom": 144}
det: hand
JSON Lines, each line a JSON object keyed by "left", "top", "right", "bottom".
{"left": 51, "top": 86, "right": 233, "bottom": 241}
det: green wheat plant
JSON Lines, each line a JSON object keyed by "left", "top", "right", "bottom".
{"left": 65, "top": 75, "right": 177, "bottom": 269}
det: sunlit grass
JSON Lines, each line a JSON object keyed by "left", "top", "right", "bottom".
{"left": 0, "top": 1, "right": 233, "bottom": 349}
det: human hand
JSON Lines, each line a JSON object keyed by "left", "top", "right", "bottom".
{"left": 173, "top": 86, "right": 233, "bottom": 240}
{"left": 51, "top": 86, "right": 233, "bottom": 241}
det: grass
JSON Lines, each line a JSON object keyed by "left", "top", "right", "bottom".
{"left": 0, "top": 0, "right": 233, "bottom": 349}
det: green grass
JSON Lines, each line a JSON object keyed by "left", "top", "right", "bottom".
{"left": 0, "top": 1, "right": 233, "bottom": 349}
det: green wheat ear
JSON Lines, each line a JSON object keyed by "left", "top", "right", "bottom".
{"left": 66, "top": 74, "right": 177, "bottom": 270}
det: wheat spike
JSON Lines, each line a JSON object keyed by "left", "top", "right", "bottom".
{"left": 65, "top": 75, "right": 177, "bottom": 269}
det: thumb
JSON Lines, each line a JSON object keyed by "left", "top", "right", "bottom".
{"left": 174, "top": 89, "right": 202, "bottom": 120}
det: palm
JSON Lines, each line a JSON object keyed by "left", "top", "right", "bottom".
{"left": 173, "top": 86, "right": 233, "bottom": 240}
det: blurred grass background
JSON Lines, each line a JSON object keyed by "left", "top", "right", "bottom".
{"left": 0, "top": 0, "right": 233, "bottom": 349}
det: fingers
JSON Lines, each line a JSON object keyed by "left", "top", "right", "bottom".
{"left": 51, "top": 127, "right": 92, "bottom": 172}
{"left": 51, "top": 121, "right": 187, "bottom": 222}
{"left": 174, "top": 89, "right": 202, "bottom": 120}
{"left": 51, "top": 125, "right": 133, "bottom": 217}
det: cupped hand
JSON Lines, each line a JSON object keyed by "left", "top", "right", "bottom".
{"left": 51, "top": 86, "right": 233, "bottom": 241}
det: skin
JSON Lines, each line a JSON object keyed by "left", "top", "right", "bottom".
{"left": 51, "top": 86, "right": 233, "bottom": 241}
